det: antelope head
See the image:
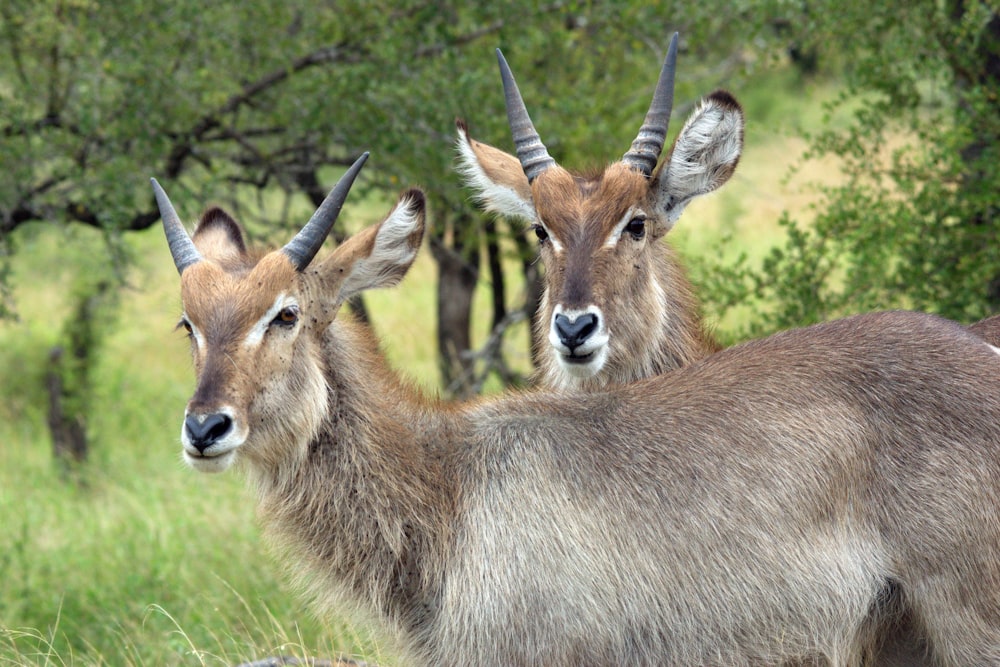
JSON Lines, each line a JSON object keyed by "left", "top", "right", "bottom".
{"left": 153, "top": 155, "right": 425, "bottom": 473}
{"left": 458, "top": 34, "right": 744, "bottom": 386}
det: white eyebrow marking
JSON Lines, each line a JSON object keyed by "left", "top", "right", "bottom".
{"left": 243, "top": 293, "right": 296, "bottom": 349}
{"left": 536, "top": 219, "right": 564, "bottom": 253}
{"left": 182, "top": 313, "right": 205, "bottom": 352}
{"left": 604, "top": 207, "right": 644, "bottom": 248}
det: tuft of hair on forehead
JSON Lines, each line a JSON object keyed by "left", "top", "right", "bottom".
{"left": 573, "top": 164, "right": 615, "bottom": 185}
{"left": 592, "top": 163, "right": 651, "bottom": 204}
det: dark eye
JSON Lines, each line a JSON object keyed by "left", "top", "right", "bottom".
{"left": 624, "top": 217, "right": 646, "bottom": 240}
{"left": 271, "top": 306, "right": 299, "bottom": 327}
{"left": 532, "top": 224, "right": 549, "bottom": 244}
{"left": 178, "top": 318, "right": 193, "bottom": 337}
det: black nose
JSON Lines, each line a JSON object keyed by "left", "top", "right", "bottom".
{"left": 553, "top": 312, "right": 598, "bottom": 351}
{"left": 184, "top": 413, "right": 233, "bottom": 453}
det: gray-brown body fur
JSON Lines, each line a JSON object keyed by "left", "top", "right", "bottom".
{"left": 969, "top": 313, "right": 1000, "bottom": 346}
{"left": 457, "top": 45, "right": 999, "bottom": 665}
{"left": 164, "top": 190, "right": 1000, "bottom": 666}
{"left": 266, "top": 310, "right": 1000, "bottom": 666}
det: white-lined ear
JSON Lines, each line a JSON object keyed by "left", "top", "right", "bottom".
{"left": 332, "top": 189, "right": 426, "bottom": 302}
{"left": 455, "top": 120, "right": 538, "bottom": 224}
{"left": 655, "top": 90, "right": 744, "bottom": 227}
{"left": 192, "top": 207, "right": 248, "bottom": 266}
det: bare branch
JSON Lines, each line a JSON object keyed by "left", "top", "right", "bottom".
{"left": 412, "top": 2, "right": 568, "bottom": 60}
{"left": 445, "top": 308, "right": 529, "bottom": 396}
{"left": 163, "top": 42, "right": 369, "bottom": 180}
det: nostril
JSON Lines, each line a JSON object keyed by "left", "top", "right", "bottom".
{"left": 185, "top": 413, "right": 233, "bottom": 452}
{"left": 554, "top": 313, "right": 599, "bottom": 351}
{"left": 576, "top": 313, "right": 597, "bottom": 340}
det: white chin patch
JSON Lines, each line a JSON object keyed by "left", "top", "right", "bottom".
{"left": 547, "top": 304, "right": 610, "bottom": 381}
{"left": 556, "top": 345, "right": 609, "bottom": 379}
{"left": 180, "top": 408, "right": 245, "bottom": 473}
{"left": 184, "top": 449, "right": 235, "bottom": 473}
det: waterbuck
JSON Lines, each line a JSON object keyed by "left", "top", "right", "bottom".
{"left": 457, "top": 34, "right": 739, "bottom": 389}
{"left": 461, "top": 39, "right": 1000, "bottom": 665}
{"left": 458, "top": 36, "right": 1000, "bottom": 395}
{"left": 155, "top": 157, "right": 1000, "bottom": 666}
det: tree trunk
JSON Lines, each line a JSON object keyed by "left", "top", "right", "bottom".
{"left": 47, "top": 346, "right": 88, "bottom": 464}
{"left": 511, "top": 228, "right": 544, "bottom": 369}
{"left": 430, "top": 210, "right": 480, "bottom": 398}
{"left": 485, "top": 219, "right": 507, "bottom": 329}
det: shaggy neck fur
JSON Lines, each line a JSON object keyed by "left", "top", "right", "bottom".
{"left": 250, "top": 316, "right": 458, "bottom": 649}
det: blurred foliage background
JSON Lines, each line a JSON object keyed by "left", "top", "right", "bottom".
{"left": 0, "top": 0, "right": 997, "bottom": 664}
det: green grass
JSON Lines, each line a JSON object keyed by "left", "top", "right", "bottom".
{"left": 0, "top": 225, "right": 400, "bottom": 666}
{"left": 0, "top": 194, "right": 532, "bottom": 665}
{"left": 0, "top": 63, "right": 842, "bottom": 665}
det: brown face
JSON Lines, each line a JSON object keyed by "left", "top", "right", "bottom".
{"left": 159, "top": 185, "right": 427, "bottom": 474}
{"left": 458, "top": 75, "right": 744, "bottom": 389}
{"left": 177, "top": 237, "right": 328, "bottom": 473}
{"left": 529, "top": 164, "right": 667, "bottom": 384}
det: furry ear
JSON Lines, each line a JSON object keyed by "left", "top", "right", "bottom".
{"left": 654, "top": 91, "right": 744, "bottom": 231}
{"left": 193, "top": 207, "right": 248, "bottom": 266}
{"left": 455, "top": 119, "right": 537, "bottom": 224}
{"left": 314, "top": 188, "right": 426, "bottom": 305}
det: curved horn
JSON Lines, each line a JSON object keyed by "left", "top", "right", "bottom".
{"left": 496, "top": 49, "right": 556, "bottom": 183}
{"left": 622, "top": 32, "right": 679, "bottom": 178}
{"left": 282, "top": 152, "right": 369, "bottom": 271}
{"left": 151, "top": 178, "right": 203, "bottom": 275}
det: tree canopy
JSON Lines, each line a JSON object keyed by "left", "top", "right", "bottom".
{"left": 700, "top": 0, "right": 1000, "bottom": 339}
{"left": 0, "top": 0, "right": 772, "bottom": 390}
{"left": 1, "top": 0, "right": 997, "bottom": 384}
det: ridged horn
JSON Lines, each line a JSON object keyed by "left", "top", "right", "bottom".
{"left": 282, "top": 152, "right": 369, "bottom": 271}
{"left": 496, "top": 48, "right": 556, "bottom": 183}
{"left": 151, "top": 177, "right": 202, "bottom": 275}
{"left": 622, "top": 32, "right": 679, "bottom": 178}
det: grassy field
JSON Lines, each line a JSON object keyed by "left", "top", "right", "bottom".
{"left": 0, "top": 67, "right": 847, "bottom": 665}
